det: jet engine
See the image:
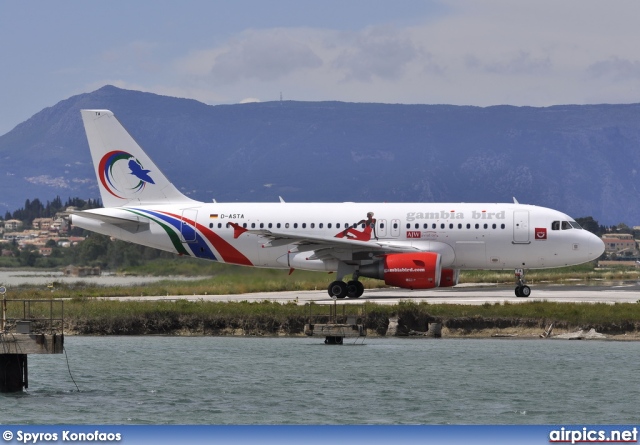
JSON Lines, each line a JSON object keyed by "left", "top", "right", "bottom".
{"left": 359, "top": 252, "right": 442, "bottom": 289}
{"left": 439, "top": 268, "right": 460, "bottom": 287}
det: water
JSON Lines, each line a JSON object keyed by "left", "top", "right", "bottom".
{"left": 1, "top": 336, "right": 639, "bottom": 425}
{"left": 0, "top": 270, "right": 206, "bottom": 287}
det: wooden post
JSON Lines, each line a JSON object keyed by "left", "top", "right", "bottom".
{"left": 0, "top": 354, "right": 28, "bottom": 392}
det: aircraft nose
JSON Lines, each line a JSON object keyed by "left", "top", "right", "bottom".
{"left": 586, "top": 232, "right": 605, "bottom": 261}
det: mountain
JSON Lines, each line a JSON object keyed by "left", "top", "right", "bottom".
{"left": 1, "top": 85, "right": 640, "bottom": 225}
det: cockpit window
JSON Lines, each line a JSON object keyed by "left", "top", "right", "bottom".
{"left": 569, "top": 220, "right": 582, "bottom": 229}
{"left": 552, "top": 220, "right": 583, "bottom": 230}
{"left": 556, "top": 220, "right": 582, "bottom": 230}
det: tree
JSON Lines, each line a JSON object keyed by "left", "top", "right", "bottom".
{"left": 575, "top": 216, "right": 605, "bottom": 236}
{"left": 18, "top": 246, "right": 39, "bottom": 267}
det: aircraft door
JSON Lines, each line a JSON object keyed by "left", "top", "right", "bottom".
{"left": 391, "top": 219, "right": 400, "bottom": 237}
{"left": 180, "top": 209, "right": 198, "bottom": 243}
{"left": 513, "top": 210, "right": 530, "bottom": 243}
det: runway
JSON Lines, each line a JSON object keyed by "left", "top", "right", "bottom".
{"left": 106, "top": 281, "right": 640, "bottom": 305}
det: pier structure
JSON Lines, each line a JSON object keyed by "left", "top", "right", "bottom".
{"left": 304, "top": 300, "right": 366, "bottom": 345}
{"left": 0, "top": 287, "right": 64, "bottom": 392}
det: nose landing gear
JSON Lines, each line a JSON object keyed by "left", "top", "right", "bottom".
{"left": 514, "top": 268, "right": 531, "bottom": 297}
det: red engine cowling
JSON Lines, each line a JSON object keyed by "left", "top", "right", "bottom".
{"left": 439, "top": 268, "right": 460, "bottom": 287}
{"left": 359, "top": 252, "right": 442, "bottom": 289}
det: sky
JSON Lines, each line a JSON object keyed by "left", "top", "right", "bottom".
{"left": 1, "top": 0, "right": 640, "bottom": 135}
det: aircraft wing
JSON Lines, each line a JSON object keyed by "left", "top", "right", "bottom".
{"left": 230, "top": 224, "right": 456, "bottom": 266}
{"left": 233, "top": 224, "right": 429, "bottom": 253}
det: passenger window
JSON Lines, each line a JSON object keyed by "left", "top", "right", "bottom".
{"left": 423, "top": 224, "right": 428, "bottom": 229}
{"left": 415, "top": 223, "right": 419, "bottom": 229}
{"left": 449, "top": 223, "right": 454, "bottom": 229}
{"left": 302, "top": 223, "right": 306, "bottom": 228}
{"left": 458, "top": 223, "right": 462, "bottom": 229}
{"left": 484, "top": 224, "right": 488, "bottom": 229}
{"left": 501, "top": 224, "right": 505, "bottom": 229}
{"left": 268, "top": 223, "right": 272, "bottom": 229}
{"left": 379, "top": 223, "right": 384, "bottom": 229}
{"left": 475, "top": 224, "right": 479, "bottom": 229}
{"left": 328, "top": 223, "right": 332, "bottom": 229}
{"left": 218, "top": 223, "right": 222, "bottom": 229}
{"left": 393, "top": 223, "right": 398, "bottom": 229}
{"left": 440, "top": 223, "right": 445, "bottom": 229}
{"left": 318, "top": 223, "right": 323, "bottom": 228}
{"left": 285, "top": 223, "right": 289, "bottom": 228}
{"left": 251, "top": 223, "right": 256, "bottom": 228}
{"left": 432, "top": 223, "right": 436, "bottom": 229}
{"left": 209, "top": 223, "right": 213, "bottom": 228}
{"left": 492, "top": 224, "right": 496, "bottom": 229}
{"left": 406, "top": 223, "right": 411, "bottom": 229}
{"left": 467, "top": 224, "right": 471, "bottom": 229}
{"left": 260, "top": 223, "right": 264, "bottom": 229}
{"left": 294, "top": 223, "right": 298, "bottom": 229}
{"left": 243, "top": 223, "right": 247, "bottom": 228}
{"left": 277, "top": 223, "right": 281, "bottom": 229}
{"left": 337, "top": 223, "right": 341, "bottom": 229}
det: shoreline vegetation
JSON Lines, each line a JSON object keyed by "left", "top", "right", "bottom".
{"left": 2, "top": 260, "right": 640, "bottom": 339}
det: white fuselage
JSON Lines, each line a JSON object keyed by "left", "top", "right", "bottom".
{"left": 71, "top": 201, "right": 604, "bottom": 272}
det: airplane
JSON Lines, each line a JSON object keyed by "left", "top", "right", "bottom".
{"left": 71, "top": 109, "right": 605, "bottom": 299}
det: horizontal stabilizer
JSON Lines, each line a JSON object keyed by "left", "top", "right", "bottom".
{"left": 71, "top": 210, "right": 150, "bottom": 234}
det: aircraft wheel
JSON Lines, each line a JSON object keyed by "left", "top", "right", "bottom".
{"left": 520, "top": 285, "right": 531, "bottom": 297}
{"left": 515, "top": 286, "right": 522, "bottom": 297}
{"left": 346, "top": 280, "right": 364, "bottom": 298}
{"left": 355, "top": 281, "right": 365, "bottom": 297}
{"left": 328, "top": 281, "right": 347, "bottom": 299}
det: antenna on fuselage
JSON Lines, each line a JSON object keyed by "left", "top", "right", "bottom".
{"left": 279, "top": 196, "right": 285, "bottom": 203}
{"left": 513, "top": 197, "right": 519, "bottom": 204}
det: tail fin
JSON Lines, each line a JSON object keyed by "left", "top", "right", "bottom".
{"left": 81, "top": 110, "right": 195, "bottom": 207}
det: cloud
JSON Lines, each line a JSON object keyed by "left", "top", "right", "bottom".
{"left": 332, "top": 26, "right": 420, "bottom": 82}
{"left": 209, "top": 30, "right": 323, "bottom": 84}
{"left": 87, "top": 1, "right": 640, "bottom": 109}
{"left": 587, "top": 57, "right": 640, "bottom": 81}
{"left": 466, "top": 51, "right": 552, "bottom": 76}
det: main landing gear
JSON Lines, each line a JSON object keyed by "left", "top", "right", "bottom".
{"left": 328, "top": 280, "right": 364, "bottom": 299}
{"left": 514, "top": 268, "right": 531, "bottom": 297}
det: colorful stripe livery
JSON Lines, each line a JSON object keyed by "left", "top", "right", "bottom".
{"left": 128, "top": 209, "right": 253, "bottom": 266}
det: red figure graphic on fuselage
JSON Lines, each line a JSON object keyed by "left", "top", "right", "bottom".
{"left": 335, "top": 212, "right": 377, "bottom": 241}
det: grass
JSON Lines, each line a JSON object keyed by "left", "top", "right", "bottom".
{"left": 2, "top": 260, "right": 640, "bottom": 335}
